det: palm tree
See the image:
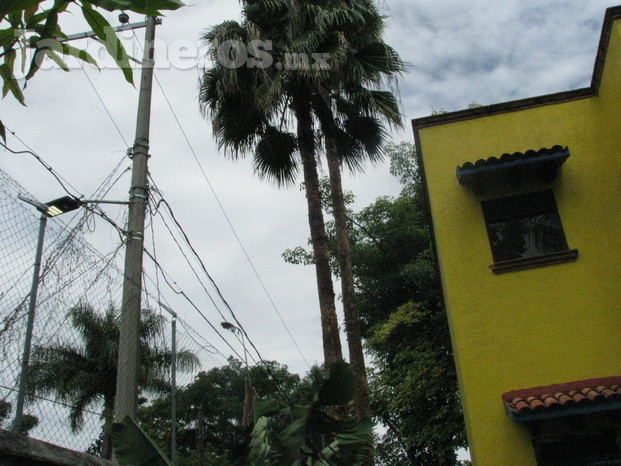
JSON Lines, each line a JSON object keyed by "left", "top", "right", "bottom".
{"left": 26, "top": 304, "right": 198, "bottom": 459}
{"left": 200, "top": 0, "right": 403, "bottom": 421}
{"left": 200, "top": 0, "right": 355, "bottom": 366}
{"left": 312, "top": 4, "right": 404, "bottom": 419}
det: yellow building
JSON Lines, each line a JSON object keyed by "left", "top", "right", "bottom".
{"left": 412, "top": 6, "right": 621, "bottom": 465}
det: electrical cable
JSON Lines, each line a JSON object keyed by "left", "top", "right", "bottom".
{"left": 152, "top": 91, "right": 312, "bottom": 368}
{"left": 149, "top": 196, "right": 231, "bottom": 324}
{"left": 78, "top": 61, "right": 130, "bottom": 147}
{"left": 144, "top": 188, "right": 295, "bottom": 405}
{"left": 0, "top": 384, "right": 103, "bottom": 417}
{"left": 130, "top": 28, "right": 310, "bottom": 368}
{"left": 142, "top": 247, "right": 253, "bottom": 366}
{"left": 0, "top": 138, "right": 80, "bottom": 198}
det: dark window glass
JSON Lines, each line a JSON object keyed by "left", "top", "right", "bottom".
{"left": 533, "top": 429, "right": 621, "bottom": 465}
{"left": 482, "top": 190, "right": 568, "bottom": 263}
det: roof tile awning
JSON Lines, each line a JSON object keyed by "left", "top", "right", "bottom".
{"left": 502, "top": 376, "right": 621, "bottom": 423}
{"left": 457, "top": 145, "right": 570, "bottom": 192}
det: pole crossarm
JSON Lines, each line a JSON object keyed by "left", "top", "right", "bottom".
{"left": 59, "top": 19, "right": 161, "bottom": 43}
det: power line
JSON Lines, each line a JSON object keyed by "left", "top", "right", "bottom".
{"left": 142, "top": 237, "right": 294, "bottom": 406}
{"left": 0, "top": 136, "right": 81, "bottom": 198}
{"left": 148, "top": 191, "right": 230, "bottom": 325}
{"left": 79, "top": 61, "right": 130, "bottom": 147}
{"left": 147, "top": 76, "right": 311, "bottom": 368}
{"left": 142, "top": 247, "right": 255, "bottom": 366}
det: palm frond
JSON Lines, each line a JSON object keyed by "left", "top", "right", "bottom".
{"left": 69, "top": 388, "right": 102, "bottom": 433}
{"left": 254, "top": 126, "right": 299, "bottom": 187}
{"left": 342, "top": 115, "right": 387, "bottom": 168}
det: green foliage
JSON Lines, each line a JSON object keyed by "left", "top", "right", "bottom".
{"left": 0, "top": 399, "right": 10, "bottom": 423}
{"left": 139, "top": 360, "right": 372, "bottom": 465}
{"left": 354, "top": 143, "right": 466, "bottom": 464}
{"left": 139, "top": 358, "right": 307, "bottom": 465}
{"left": 111, "top": 415, "right": 172, "bottom": 466}
{"left": 18, "top": 413, "right": 39, "bottom": 435}
{"left": 247, "top": 362, "right": 373, "bottom": 466}
{"left": 282, "top": 142, "right": 467, "bottom": 463}
{"left": 0, "top": 0, "right": 184, "bottom": 105}
{"left": 26, "top": 304, "right": 198, "bottom": 459}
{"left": 317, "top": 361, "right": 356, "bottom": 406}
{"left": 200, "top": 0, "right": 402, "bottom": 180}
{"left": 0, "top": 399, "right": 39, "bottom": 435}
{"left": 248, "top": 416, "right": 271, "bottom": 465}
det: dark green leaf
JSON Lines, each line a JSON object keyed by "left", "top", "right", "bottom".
{"left": 253, "top": 397, "right": 281, "bottom": 419}
{"left": 0, "top": 0, "right": 41, "bottom": 20}
{"left": 86, "top": 0, "right": 133, "bottom": 12}
{"left": 125, "top": 0, "right": 184, "bottom": 15}
{"left": 111, "top": 415, "right": 172, "bottom": 465}
{"left": 4, "top": 48, "right": 16, "bottom": 73}
{"left": 0, "top": 63, "right": 25, "bottom": 104}
{"left": 0, "top": 29, "right": 16, "bottom": 47}
{"left": 278, "top": 417, "right": 307, "bottom": 454}
{"left": 42, "top": 10, "right": 58, "bottom": 36}
{"left": 24, "top": 49, "right": 43, "bottom": 81}
{"left": 25, "top": 9, "right": 51, "bottom": 28}
{"left": 254, "top": 127, "right": 298, "bottom": 187}
{"left": 317, "top": 362, "right": 356, "bottom": 406}
{"left": 23, "top": 5, "right": 37, "bottom": 22}
{"left": 81, "top": 3, "right": 133, "bottom": 84}
{"left": 43, "top": 48, "right": 69, "bottom": 71}
{"left": 60, "top": 43, "right": 98, "bottom": 68}
{"left": 87, "top": 0, "right": 184, "bottom": 15}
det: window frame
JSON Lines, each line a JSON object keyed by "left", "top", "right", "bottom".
{"left": 481, "top": 189, "right": 578, "bottom": 273}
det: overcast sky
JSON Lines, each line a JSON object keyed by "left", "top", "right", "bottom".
{"left": 2, "top": 0, "right": 618, "bottom": 376}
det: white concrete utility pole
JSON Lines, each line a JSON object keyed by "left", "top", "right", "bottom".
{"left": 114, "top": 15, "right": 157, "bottom": 422}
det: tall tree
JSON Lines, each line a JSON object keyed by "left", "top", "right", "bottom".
{"left": 200, "top": 0, "right": 367, "bottom": 367}
{"left": 200, "top": 1, "right": 402, "bottom": 423}
{"left": 314, "top": 32, "right": 404, "bottom": 417}
{"left": 352, "top": 143, "right": 466, "bottom": 464}
{"left": 26, "top": 304, "right": 198, "bottom": 459}
{"left": 284, "top": 142, "right": 467, "bottom": 463}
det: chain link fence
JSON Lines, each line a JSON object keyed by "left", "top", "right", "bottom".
{"left": 0, "top": 168, "right": 226, "bottom": 454}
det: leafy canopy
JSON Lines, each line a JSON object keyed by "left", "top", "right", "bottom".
{"left": 283, "top": 142, "right": 467, "bottom": 463}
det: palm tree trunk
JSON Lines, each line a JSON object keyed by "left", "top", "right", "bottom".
{"left": 324, "top": 137, "right": 371, "bottom": 419}
{"left": 292, "top": 90, "right": 343, "bottom": 365}
{"left": 101, "top": 403, "right": 114, "bottom": 460}
{"left": 314, "top": 84, "right": 371, "bottom": 418}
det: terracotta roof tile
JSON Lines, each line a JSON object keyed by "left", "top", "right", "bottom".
{"left": 456, "top": 145, "right": 570, "bottom": 191}
{"left": 502, "top": 376, "right": 621, "bottom": 414}
{"left": 458, "top": 145, "right": 568, "bottom": 171}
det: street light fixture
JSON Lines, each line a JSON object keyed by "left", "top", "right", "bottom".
{"left": 12, "top": 194, "right": 82, "bottom": 433}
{"left": 18, "top": 194, "right": 82, "bottom": 217}
{"left": 221, "top": 322, "right": 256, "bottom": 428}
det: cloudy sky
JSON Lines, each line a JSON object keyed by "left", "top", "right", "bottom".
{"left": 2, "top": 0, "right": 618, "bottom": 376}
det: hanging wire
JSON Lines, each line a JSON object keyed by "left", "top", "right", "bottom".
{"left": 78, "top": 61, "right": 131, "bottom": 147}
{"left": 130, "top": 29, "right": 310, "bottom": 369}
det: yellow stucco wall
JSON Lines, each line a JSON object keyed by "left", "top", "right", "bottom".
{"left": 414, "top": 17, "right": 621, "bottom": 466}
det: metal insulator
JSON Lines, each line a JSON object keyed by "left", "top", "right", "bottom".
{"left": 119, "top": 11, "right": 130, "bottom": 24}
